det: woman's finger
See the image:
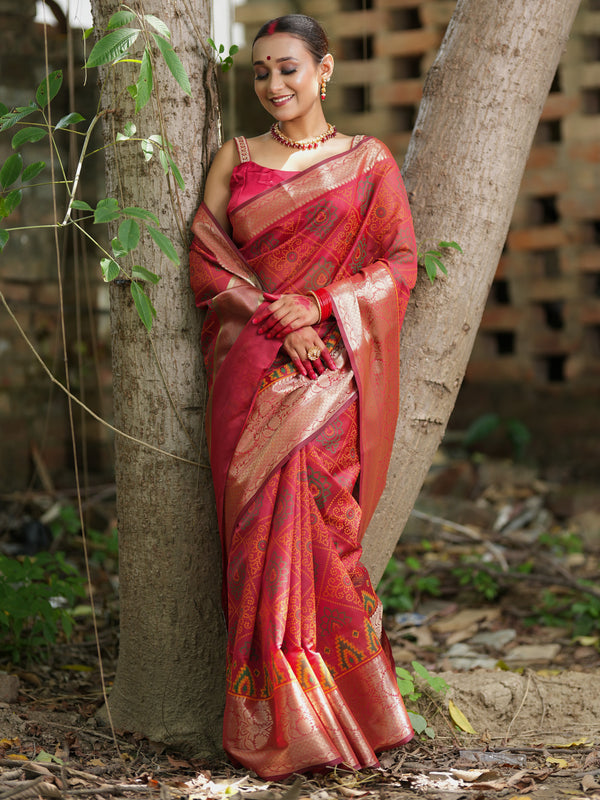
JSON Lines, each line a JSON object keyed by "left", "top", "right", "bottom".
{"left": 321, "top": 349, "right": 337, "bottom": 371}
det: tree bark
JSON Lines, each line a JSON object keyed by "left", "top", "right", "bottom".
{"left": 362, "top": 0, "right": 581, "bottom": 586}
{"left": 88, "top": 0, "right": 226, "bottom": 757}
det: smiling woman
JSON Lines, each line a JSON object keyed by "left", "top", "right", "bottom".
{"left": 189, "top": 13, "right": 418, "bottom": 781}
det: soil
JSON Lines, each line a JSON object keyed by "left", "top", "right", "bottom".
{"left": 1, "top": 450, "right": 599, "bottom": 799}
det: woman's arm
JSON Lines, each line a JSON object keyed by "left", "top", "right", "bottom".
{"left": 202, "top": 139, "right": 238, "bottom": 233}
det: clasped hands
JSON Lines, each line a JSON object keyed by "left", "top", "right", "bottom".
{"left": 252, "top": 292, "right": 336, "bottom": 380}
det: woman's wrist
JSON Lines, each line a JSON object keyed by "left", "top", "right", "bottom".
{"left": 307, "top": 289, "right": 333, "bottom": 323}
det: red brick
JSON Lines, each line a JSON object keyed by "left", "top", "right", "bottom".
{"left": 579, "top": 249, "right": 600, "bottom": 273}
{"left": 526, "top": 144, "right": 560, "bottom": 170}
{"left": 480, "top": 306, "right": 522, "bottom": 330}
{"left": 330, "top": 10, "right": 386, "bottom": 37}
{"left": 375, "top": 29, "right": 442, "bottom": 58}
{"left": 559, "top": 193, "right": 600, "bottom": 220}
{"left": 508, "top": 225, "right": 568, "bottom": 251}
{"left": 540, "top": 94, "right": 580, "bottom": 120}
{"left": 581, "top": 302, "right": 600, "bottom": 325}
{"left": 373, "top": 79, "right": 422, "bottom": 105}
{"left": 568, "top": 141, "right": 600, "bottom": 163}
{"left": 465, "top": 358, "right": 534, "bottom": 383}
{"left": 519, "top": 170, "right": 569, "bottom": 196}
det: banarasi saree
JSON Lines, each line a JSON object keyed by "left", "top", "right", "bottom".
{"left": 189, "top": 135, "right": 418, "bottom": 780}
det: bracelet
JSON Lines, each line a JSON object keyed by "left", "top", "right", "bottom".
{"left": 313, "top": 288, "right": 333, "bottom": 321}
{"left": 307, "top": 291, "right": 322, "bottom": 324}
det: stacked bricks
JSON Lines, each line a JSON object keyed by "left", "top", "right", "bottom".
{"left": 0, "top": 2, "right": 111, "bottom": 491}
{"left": 233, "top": 0, "right": 600, "bottom": 471}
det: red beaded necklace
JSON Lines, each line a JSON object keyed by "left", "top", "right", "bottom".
{"left": 270, "top": 122, "right": 337, "bottom": 151}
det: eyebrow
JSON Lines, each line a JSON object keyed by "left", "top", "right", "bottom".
{"left": 253, "top": 56, "right": 298, "bottom": 66}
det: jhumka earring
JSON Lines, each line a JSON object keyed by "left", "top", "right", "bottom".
{"left": 320, "top": 79, "right": 328, "bottom": 101}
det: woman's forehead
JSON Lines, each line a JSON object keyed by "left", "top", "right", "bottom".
{"left": 252, "top": 33, "right": 309, "bottom": 61}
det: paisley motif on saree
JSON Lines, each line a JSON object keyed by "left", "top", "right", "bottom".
{"left": 189, "top": 137, "right": 417, "bottom": 779}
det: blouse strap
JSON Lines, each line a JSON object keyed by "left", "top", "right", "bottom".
{"left": 351, "top": 134, "right": 366, "bottom": 147}
{"left": 234, "top": 136, "right": 251, "bottom": 164}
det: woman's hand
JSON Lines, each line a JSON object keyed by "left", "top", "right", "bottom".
{"left": 253, "top": 293, "right": 320, "bottom": 338}
{"left": 283, "top": 328, "right": 337, "bottom": 380}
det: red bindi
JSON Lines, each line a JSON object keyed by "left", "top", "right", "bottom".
{"left": 266, "top": 55, "right": 271, "bottom": 60}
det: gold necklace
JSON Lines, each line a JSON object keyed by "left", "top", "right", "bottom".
{"left": 270, "top": 122, "right": 337, "bottom": 151}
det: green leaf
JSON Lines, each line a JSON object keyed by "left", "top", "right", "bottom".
{"left": 121, "top": 206, "right": 159, "bottom": 226}
{"left": 132, "top": 265, "right": 160, "bottom": 284}
{"left": 439, "top": 240, "right": 463, "bottom": 252}
{"left": 151, "top": 33, "right": 191, "bottom": 95}
{"left": 11, "top": 127, "right": 47, "bottom": 149}
{"left": 22, "top": 161, "right": 45, "bottom": 182}
{"left": 85, "top": 28, "right": 141, "bottom": 68}
{"left": 83, "top": 27, "right": 94, "bottom": 40}
{"left": 463, "top": 412, "right": 501, "bottom": 447}
{"left": 144, "top": 14, "right": 170, "bottom": 39}
{"left": 94, "top": 197, "right": 120, "bottom": 224}
{"left": 124, "top": 122, "right": 137, "bottom": 137}
{"left": 0, "top": 103, "right": 38, "bottom": 131}
{"left": 0, "top": 229, "right": 9, "bottom": 251}
{"left": 167, "top": 153, "right": 185, "bottom": 190}
{"left": 118, "top": 218, "right": 140, "bottom": 250}
{"left": 71, "top": 199, "right": 93, "bottom": 211}
{"left": 0, "top": 153, "right": 23, "bottom": 188}
{"left": 141, "top": 138, "right": 154, "bottom": 161}
{"left": 131, "top": 281, "right": 156, "bottom": 330}
{"left": 36, "top": 70, "right": 63, "bottom": 108}
{"left": 135, "top": 47, "right": 153, "bottom": 113}
{"left": 111, "top": 237, "right": 128, "bottom": 258}
{"left": 0, "top": 103, "right": 8, "bottom": 116}
{"left": 100, "top": 258, "right": 120, "bottom": 282}
{"left": 158, "top": 148, "right": 169, "bottom": 174}
{"left": 423, "top": 253, "right": 438, "bottom": 284}
{"left": 147, "top": 224, "right": 179, "bottom": 265}
{"left": 54, "top": 112, "right": 85, "bottom": 131}
{"left": 412, "top": 660, "right": 449, "bottom": 694}
{"left": 0, "top": 189, "right": 22, "bottom": 218}
{"left": 407, "top": 711, "right": 428, "bottom": 735}
{"left": 229, "top": 44, "right": 239, "bottom": 56}
{"left": 107, "top": 9, "right": 136, "bottom": 29}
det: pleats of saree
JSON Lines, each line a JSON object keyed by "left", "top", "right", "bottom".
{"left": 223, "top": 403, "right": 413, "bottom": 780}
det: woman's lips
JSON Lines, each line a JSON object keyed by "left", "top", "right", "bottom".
{"left": 270, "top": 94, "right": 294, "bottom": 107}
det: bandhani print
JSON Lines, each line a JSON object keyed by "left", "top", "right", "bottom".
{"left": 189, "top": 136, "right": 418, "bottom": 779}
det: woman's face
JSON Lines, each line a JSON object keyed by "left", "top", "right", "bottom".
{"left": 252, "top": 33, "right": 329, "bottom": 122}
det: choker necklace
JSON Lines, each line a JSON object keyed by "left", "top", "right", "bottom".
{"left": 270, "top": 122, "right": 337, "bottom": 151}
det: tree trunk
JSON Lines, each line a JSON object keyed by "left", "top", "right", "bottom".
{"left": 88, "top": 0, "right": 226, "bottom": 756}
{"left": 362, "top": 0, "right": 581, "bottom": 585}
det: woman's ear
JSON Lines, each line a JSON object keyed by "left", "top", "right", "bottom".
{"left": 320, "top": 53, "right": 334, "bottom": 82}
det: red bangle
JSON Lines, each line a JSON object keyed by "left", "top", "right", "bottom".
{"left": 313, "top": 288, "right": 333, "bottom": 321}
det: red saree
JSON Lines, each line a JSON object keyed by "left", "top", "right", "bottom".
{"left": 190, "top": 136, "right": 417, "bottom": 780}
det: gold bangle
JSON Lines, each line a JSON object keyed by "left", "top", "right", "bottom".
{"left": 307, "top": 291, "right": 322, "bottom": 324}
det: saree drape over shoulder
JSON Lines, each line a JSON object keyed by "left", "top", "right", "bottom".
{"left": 190, "top": 136, "right": 417, "bottom": 780}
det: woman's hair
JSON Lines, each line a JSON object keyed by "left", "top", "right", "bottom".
{"left": 252, "top": 15, "right": 329, "bottom": 63}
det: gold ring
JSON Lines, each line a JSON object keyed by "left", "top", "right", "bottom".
{"left": 307, "top": 347, "right": 321, "bottom": 361}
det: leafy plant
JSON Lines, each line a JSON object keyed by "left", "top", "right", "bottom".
{"left": 207, "top": 38, "right": 239, "bottom": 72}
{"left": 379, "top": 556, "right": 441, "bottom": 614}
{"left": 463, "top": 412, "right": 532, "bottom": 461}
{"left": 453, "top": 562, "right": 501, "bottom": 601}
{"left": 418, "top": 240, "right": 462, "bottom": 283}
{"left": 0, "top": 552, "right": 86, "bottom": 663}
{"left": 0, "top": 6, "right": 193, "bottom": 330}
{"left": 396, "top": 661, "right": 449, "bottom": 738}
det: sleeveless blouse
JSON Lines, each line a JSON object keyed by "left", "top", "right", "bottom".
{"left": 227, "top": 136, "right": 299, "bottom": 220}
{"left": 227, "top": 135, "right": 364, "bottom": 223}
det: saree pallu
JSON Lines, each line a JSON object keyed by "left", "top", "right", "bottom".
{"left": 190, "top": 137, "right": 418, "bottom": 779}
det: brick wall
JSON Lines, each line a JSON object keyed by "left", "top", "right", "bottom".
{"left": 231, "top": 0, "right": 600, "bottom": 475}
{"left": 0, "top": 3, "right": 111, "bottom": 491}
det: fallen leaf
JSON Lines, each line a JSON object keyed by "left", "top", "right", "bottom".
{"left": 548, "top": 737, "right": 592, "bottom": 748}
{"left": 583, "top": 774, "right": 600, "bottom": 791}
{"left": 546, "top": 756, "right": 569, "bottom": 768}
{"left": 448, "top": 699, "right": 477, "bottom": 734}
{"left": 167, "top": 755, "right": 192, "bottom": 768}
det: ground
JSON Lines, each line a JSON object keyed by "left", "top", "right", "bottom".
{"left": 1, "top": 449, "right": 599, "bottom": 799}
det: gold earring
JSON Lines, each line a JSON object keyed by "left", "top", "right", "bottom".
{"left": 320, "top": 79, "right": 327, "bottom": 101}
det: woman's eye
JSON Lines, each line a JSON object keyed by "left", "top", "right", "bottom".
{"left": 281, "top": 69, "right": 296, "bottom": 76}
{"left": 254, "top": 73, "right": 268, "bottom": 81}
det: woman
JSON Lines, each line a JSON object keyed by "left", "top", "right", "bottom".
{"left": 189, "top": 14, "right": 417, "bottom": 780}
